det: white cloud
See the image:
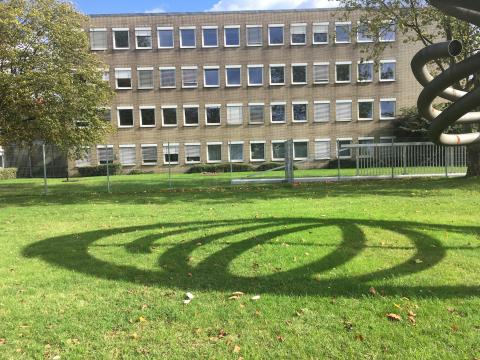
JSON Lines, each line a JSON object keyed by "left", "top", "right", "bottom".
{"left": 209, "top": 0, "right": 339, "bottom": 11}
{"left": 145, "top": 7, "right": 166, "bottom": 13}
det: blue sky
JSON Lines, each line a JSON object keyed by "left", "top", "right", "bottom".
{"left": 72, "top": 0, "right": 338, "bottom": 15}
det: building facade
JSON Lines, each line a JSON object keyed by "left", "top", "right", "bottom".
{"left": 75, "top": 8, "right": 423, "bottom": 172}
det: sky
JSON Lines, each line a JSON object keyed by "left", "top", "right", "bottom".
{"left": 72, "top": 0, "right": 339, "bottom": 15}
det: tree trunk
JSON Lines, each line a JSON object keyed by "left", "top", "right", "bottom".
{"left": 466, "top": 143, "right": 480, "bottom": 177}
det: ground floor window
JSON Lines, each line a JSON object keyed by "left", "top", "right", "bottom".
{"left": 294, "top": 141, "right": 308, "bottom": 160}
{"left": 141, "top": 145, "right": 157, "bottom": 165}
{"left": 207, "top": 143, "right": 222, "bottom": 163}
{"left": 163, "top": 143, "right": 179, "bottom": 164}
{"left": 272, "top": 141, "right": 286, "bottom": 161}
{"left": 250, "top": 142, "right": 265, "bottom": 162}
{"left": 97, "top": 145, "right": 114, "bottom": 165}
{"left": 119, "top": 145, "right": 136, "bottom": 166}
{"left": 185, "top": 144, "right": 201, "bottom": 163}
{"left": 229, "top": 143, "right": 244, "bottom": 162}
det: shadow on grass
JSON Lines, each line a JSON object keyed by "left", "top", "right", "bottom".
{"left": 1, "top": 176, "right": 478, "bottom": 207}
{"left": 22, "top": 217, "right": 480, "bottom": 298}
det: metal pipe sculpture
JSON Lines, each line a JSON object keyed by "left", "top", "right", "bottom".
{"left": 411, "top": 0, "right": 480, "bottom": 145}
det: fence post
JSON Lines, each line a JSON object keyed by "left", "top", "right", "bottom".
{"left": 402, "top": 145, "right": 407, "bottom": 175}
{"left": 106, "top": 145, "right": 111, "bottom": 193}
{"left": 444, "top": 146, "right": 449, "bottom": 177}
{"left": 336, "top": 140, "right": 341, "bottom": 180}
{"left": 355, "top": 147, "right": 359, "bottom": 177}
{"left": 42, "top": 143, "right": 48, "bottom": 195}
{"left": 391, "top": 141, "right": 395, "bottom": 179}
{"left": 285, "top": 139, "right": 294, "bottom": 184}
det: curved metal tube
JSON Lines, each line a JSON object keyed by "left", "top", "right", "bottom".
{"left": 410, "top": 1, "right": 480, "bottom": 146}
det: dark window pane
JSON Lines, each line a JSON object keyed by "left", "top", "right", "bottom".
{"left": 358, "top": 102, "right": 373, "bottom": 119}
{"left": 336, "top": 64, "right": 351, "bottom": 82}
{"left": 141, "top": 109, "right": 155, "bottom": 126}
{"left": 292, "top": 34, "right": 306, "bottom": 44}
{"left": 292, "top": 66, "right": 306, "bottom": 83}
{"left": 204, "top": 69, "right": 219, "bottom": 86}
{"left": 226, "top": 68, "right": 241, "bottom": 85}
{"left": 119, "top": 109, "right": 133, "bottom": 126}
{"left": 248, "top": 67, "right": 263, "bottom": 85}
{"left": 314, "top": 32, "right": 327, "bottom": 43}
{"left": 294, "top": 142, "right": 308, "bottom": 158}
{"left": 117, "top": 78, "right": 131, "bottom": 88}
{"left": 225, "top": 28, "right": 240, "bottom": 46}
{"left": 163, "top": 108, "right": 177, "bottom": 125}
{"left": 271, "top": 105, "right": 285, "bottom": 122}
{"left": 181, "top": 29, "right": 195, "bottom": 47}
{"left": 159, "top": 30, "right": 174, "bottom": 47}
{"left": 114, "top": 31, "right": 129, "bottom": 48}
{"left": 358, "top": 63, "right": 373, "bottom": 81}
{"left": 203, "top": 28, "right": 218, "bottom": 46}
{"left": 269, "top": 27, "right": 284, "bottom": 44}
{"left": 251, "top": 143, "right": 265, "bottom": 160}
{"left": 272, "top": 142, "right": 285, "bottom": 159}
{"left": 293, "top": 104, "right": 307, "bottom": 121}
{"left": 207, "top": 107, "right": 220, "bottom": 124}
{"left": 270, "top": 67, "right": 284, "bottom": 84}
{"left": 184, "top": 107, "right": 199, "bottom": 125}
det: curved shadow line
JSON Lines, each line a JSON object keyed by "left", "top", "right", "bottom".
{"left": 22, "top": 218, "right": 480, "bottom": 298}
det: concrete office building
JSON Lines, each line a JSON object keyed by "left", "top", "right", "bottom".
{"left": 73, "top": 8, "right": 423, "bottom": 172}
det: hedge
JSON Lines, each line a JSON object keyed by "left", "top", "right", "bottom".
{"left": 77, "top": 163, "right": 122, "bottom": 177}
{"left": 185, "top": 163, "right": 255, "bottom": 174}
{"left": 0, "top": 168, "right": 17, "bottom": 180}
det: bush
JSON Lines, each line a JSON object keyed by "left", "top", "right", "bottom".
{"left": 78, "top": 163, "right": 122, "bottom": 177}
{"left": 0, "top": 168, "right": 17, "bottom": 180}
{"left": 185, "top": 163, "right": 254, "bottom": 174}
{"left": 127, "top": 169, "right": 154, "bottom": 175}
{"left": 255, "top": 162, "right": 284, "bottom": 172}
{"left": 327, "top": 159, "right": 357, "bottom": 169}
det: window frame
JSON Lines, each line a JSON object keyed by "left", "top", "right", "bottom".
{"left": 379, "top": 21, "right": 396, "bottom": 42}
{"left": 135, "top": 27, "right": 152, "bottom": 50}
{"left": 181, "top": 66, "right": 198, "bottom": 88}
{"left": 202, "top": 26, "right": 219, "bottom": 48}
{"left": 225, "top": 65, "right": 242, "bottom": 87}
{"left": 119, "top": 144, "right": 136, "bottom": 166}
{"left": 248, "top": 102, "right": 265, "bottom": 124}
{"left": 379, "top": 60, "right": 396, "bottom": 82}
{"left": 112, "top": 27, "right": 130, "bottom": 50}
{"left": 246, "top": 25, "right": 263, "bottom": 47}
{"left": 159, "top": 66, "right": 176, "bottom": 89}
{"left": 290, "top": 23, "right": 307, "bottom": 45}
{"left": 157, "top": 26, "right": 174, "bottom": 49}
{"left": 357, "top": 99, "right": 374, "bottom": 121}
{"left": 228, "top": 141, "right": 244, "bottom": 163}
{"left": 203, "top": 65, "right": 220, "bottom": 88}
{"left": 115, "top": 67, "right": 132, "bottom": 90}
{"left": 335, "top": 22, "right": 351, "bottom": 44}
{"left": 96, "top": 145, "right": 114, "bottom": 165}
{"left": 163, "top": 142, "right": 180, "bottom": 165}
{"left": 357, "top": 60, "right": 374, "bottom": 83}
{"left": 185, "top": 143, "right": 201, "bottom": 164}
{"left": 269, "top": 64, "right": 285, "bottom": 86}
{"left": 226, "top": 103, "right": 243, "bottom": 125}
{"left": 137, "top": 66, "right": 154, "bottom": 89}
{"left": 224, "top": 25, "right": 241, "bottom": 47}
{"left": 247, "top": 64, "right": 264, "bottom": 87}
{"left": 90, "top": 28, "right": 108, "bottom": 50}
{"left": 291, "top": 63, "right": 308, "bottom": 85}
{"left": 335, "top": 61, "right": 352, "bottom": 83}
{"left": 313, "top": 101, "right": 330, "bottom": 123}
{"left": 250, "top": 141, "right": 266, "bottom": 162}
{"left": 314, "top": 138, "right": 332, "bottom": 160}
{"left": 312, "top": 22, "right": 329, "bottom": 45}
{"left": 337, "top": 138, "right": 353, "bottom": 159}
{"left": 356, "top": 22, "right": 373, "bottom": 43}
{"left": 183, "top": 104, "right": 200, "bottom": 127}
{"left": 293, "top": 139, "right": 309, "bottom": 160}
{"left": 139, "top": 106, "right": 156, "bottom": 128}
{"left": 117, "top": 106, "right": 134, "bottom": 128}
{"left": 161, "top": 105, "right": 178, "bottom": 127}
{"left": 141, "top": 144, "right": 158, "bottom": 166}
{"left": 335, "top": 100, "right": 353, "bottom": 122}
{"left": 380, "top": 98, "right": 396, "bottom": 120}
{"left": 179, "top": 26, "right": 196, "bottom": 48}
{"left": 292, "top": 101, "right": 308, "bottom": 123}
{"left": 268, "top": 24, "right": 284, "bottom": 46}
{"left": 205, "top": 104, "right": 221, "bottom": 126}
{"left": 271, "top": 140, "right": 286, "bottom": 161}
{"left": 313, "top": 62, "right": 330, "bottom": 84}
{"left": 206, "top": 142, "right": 223, "bottom": 163}
{"left": 270, "top": 101, "right": 287, "bottom": 124}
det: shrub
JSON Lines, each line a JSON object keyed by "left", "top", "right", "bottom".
{"left": 327, "top": 159, "right": 357, "bottom": 169}
{"left": 185, "top": 163, "right": 254, "bottom": 174}
{"left": 78, "top": 163, "right": 122, "bottom": 177}
{"left": 128, "top": 169, "right": 154, "bottom": 175}
{"left": 255, "top": 162, "right": 284, "bottom": 172}
{"left": 0, "top": 168, "right": 17, "bottom": 180}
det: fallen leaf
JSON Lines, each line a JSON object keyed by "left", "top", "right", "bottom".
{"left": 228, "top": 295, "right": 240, "bottom": 300}
{"left": 451, "top": 324, "right": 459, "bottom": 332}
{"left": 0, "top": 339, "right": 6, "bottom": 345}
{"left": 369, "top": 287, "right": 377, "bottom": 296}
{"left": 130, "top": 332, "right": 139, "bottom": 339}
{"left": 141, "top": 304, "right": 148, "bottom": 310}
{"left": 386, "top": 313, "right": 402, "bottom": 321}
{"left": 231, "top": 292, "right": 244, "bottom": 296}
{"left": 276, "top": 335, "right": 285, "bottom": 342}
{"left": 408, "top": 311, "right": 416, "bottom": 318}
{"left": 447, "top": 307, "right": 456, "bottom": 313}
{"left": 233, "top": 345, "right": 241, "bottom": 353}
{"left": 52, "top": 356, "right": 61, "bottom": 360}
{"left": 138, "top": 316, "right": 147, "bottom": 323}
{"left": 414, "top": 259, "right": 423, "bottom": 264}
{"left": 394, "top": 303, "right": 402, "bottom": 309}
{"left": 355, "top": 334, "right": 365, "bottom": 341}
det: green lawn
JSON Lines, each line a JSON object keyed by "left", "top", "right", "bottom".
{"left": 0, "top": 174, "right": 479, "bottom": 359}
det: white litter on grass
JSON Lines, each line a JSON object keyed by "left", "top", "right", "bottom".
{"left": 251, "top": 295, "right": 261, "bottom": 301}
{"left": 183, "top": 292, "right": 194, "bottom": 304}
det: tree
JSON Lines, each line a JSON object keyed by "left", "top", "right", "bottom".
{"left": 0, "top": 0, "right": 113, "bottom": 159}
{"left": 336, "top": 0, "right": 480, "bottom": 177}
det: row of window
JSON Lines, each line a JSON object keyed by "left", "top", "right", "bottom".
{"left": 78, "top": 137, "right": 392, "bottom": 168}
{"left": 108, "top": 99, "right": 396, "bottom": 128}
{"left": 110, "top": 61, "right": 396, "bottom": 90}
{"left": 90, "top": 22, "right": 395, "bottom": 50}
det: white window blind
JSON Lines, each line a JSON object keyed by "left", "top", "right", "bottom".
{"left": 135, "top": 29, "right": 151, "bottom": 37}
{"left": 291, "top": 25, "right": 306, "bottom": 34}
{"left": 249, "top": 105, "right": 264, "bottom": 123}
{"left": 119, "top": 146, "right": 136, "bottom": 165}
{"left": 182, "top": 68, "right": 197, "bottom": 87}
{"left": 314, "top": 102, "right": 330, "bottom": 122}
{"left": 247, "top": 27, "right": 262, "bottom": 45}
{"left": 115, "top": 69, "right": 131, "bottom": 79}
{"left": 138, "top": 69, "right": 153, "bottom": 88}
{"left": 315, "top": 140, "right": 331, "bottom": 160}
{"left": 313, "top": 64, "right": 329, "bottom": 83}
{"left": 185, "top": 144, "right": 201, "bottom": 162}
{"left": 141, "top": 146, "right": 157, "bottom": 164}
{"left": 163, "top": 144, "right": 179, "bottom": 155}
{"left": 90, "top": 30, "right": 107, "bottom": 49}
{"left": 336, "top": 101, "right": 352, "bottom": 121}
{"left": 75, "top": 150, "right": 91, "bottom": 167}
{"left": 227, "top": 105, "right": 243, "bottom": 125}
{"left": 97, "top": 147, "right": 114, "bottom": 164}
{"left": 160, "top": 69, "right": 175, "bottom": 87}
{"left": 313, "top": 23, "right": 328, "bottom": 34}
